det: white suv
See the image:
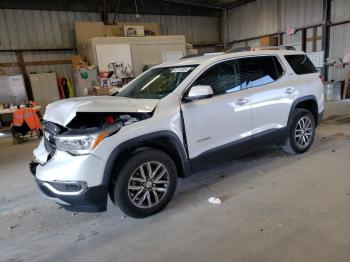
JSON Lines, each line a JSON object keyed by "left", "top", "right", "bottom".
{"left": 30, "top": 50, "right": 324, "bottom": 218}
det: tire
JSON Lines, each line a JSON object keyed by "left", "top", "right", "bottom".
{"left": 283, "top": 108, "right": 316, "bottom": 155}
{"left": 114, "top": 149, "right": 177, "bottom": 218}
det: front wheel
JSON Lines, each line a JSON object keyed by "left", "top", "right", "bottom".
{"left": 283, "top": 108, "right": 316, "bottom": 154}
{"left": 114, "top": 149, "right": 177, "bottom": 218}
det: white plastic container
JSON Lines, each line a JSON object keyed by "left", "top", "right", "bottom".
{"left": 324, "top": 81, "right": 341, "bottom": 101}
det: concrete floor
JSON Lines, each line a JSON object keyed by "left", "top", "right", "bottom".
{"left": 1, "top": 101, "right": 350, "bottom": 262}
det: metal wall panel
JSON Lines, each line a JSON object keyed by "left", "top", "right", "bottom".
{"left": 328, "top": 23, "right": 350, "bottom": 81}
{"left": 227, "top": 0, "right": 278, "bottom": 42}
{"left": 108, "top": 13, "right": 219, "bottom": 45}
{"left": 0, "top": 9, "right": 100, "bottom": 49}
{"left": 227, "top": 0, "right": 323, "bottom": 43}
{"left": 0, "top": 9, "right": 219, "bottom": 50}
{"left": 331, "top": 0, "right": 350, "bottom": 23}
{"left": 283, "top": 31, "right": 302, "bottom": 50}
{"left": 281, "top": 0, "right": 323, "bottom": 30}
{"left": 0, "top": 9, "right": 219, "bottom": 80}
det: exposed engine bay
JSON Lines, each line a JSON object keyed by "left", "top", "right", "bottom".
{"left": 62, "top": 111, "right": 153, "bottom": 135}
{"left": 43, "top": 112, "right": 153, "bottom": 157}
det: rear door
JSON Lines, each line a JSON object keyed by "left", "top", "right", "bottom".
{"left": 239, "top": 56, "right": 292, "bottom": 145}
{"left": 181, "top": 59, "right": 252, "bottom": 159}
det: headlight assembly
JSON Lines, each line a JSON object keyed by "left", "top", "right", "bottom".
{"left": 55, "top": 123, "right": 121, "bottom": 155}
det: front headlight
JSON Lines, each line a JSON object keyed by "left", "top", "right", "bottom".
{"left": 55, "top": 123, "right": 121, "bottom": 155}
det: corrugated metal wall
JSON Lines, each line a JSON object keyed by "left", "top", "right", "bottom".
{"left": 108, "top": 13, "right": 219, "bottom": 45}
{"left": 281, "top": 0, "right": 323, "bottom": 30}
{"left": 328, "top": 0, "right": 350, "bottom": 81}
{"left": 227, "top": 0, "right": 323, "bottom": 43}
{"left": 227, "top": 0, "right": 278, "bottom": 42}
{"left": 0, "top": 9, "right": 219, "bottom": 49}
{"left": 0, "top": 9, "right": 219, "bottom": 78}
{"left": 226, "top": 0, "right": 350, "bottom": 83}
{"left": 331, "top": 0, "right": 350, "bottom": 23}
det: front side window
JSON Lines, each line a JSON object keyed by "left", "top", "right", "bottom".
{"left": 284, "top": 54, "right": 317, "bottom": 75}
{"left": 116, "top": 66, "right": 197, "bottom": 99}
{"left": 239, "top": 56, "right": 283, "bottom": 89}
{"left": 192, "top": 60, "right": 241, "bottom": 95}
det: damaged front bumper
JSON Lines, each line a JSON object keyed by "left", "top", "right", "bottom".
{"left": 30, "top": 139, "right": 108, "bottom": 212}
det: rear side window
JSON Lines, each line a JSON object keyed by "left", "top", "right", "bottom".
{"left": 284, "top": 55, "right": 317, "bottom": 75}
{"left": 239, "top": 56, "right": 283, "bottom": 89}
{"left": 193, "top": 60, "right": 241, "bottom": 95}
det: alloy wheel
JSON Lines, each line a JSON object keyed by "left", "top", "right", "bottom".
{"left": 294, "top": 116, "right": 313, "bottom": 148}
{"left": 127, "top": 161, "right": 170, "bottom": 209}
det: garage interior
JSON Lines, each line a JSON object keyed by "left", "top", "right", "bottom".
{"left": 1, "top": 0, "right": 350, "bottom": 261}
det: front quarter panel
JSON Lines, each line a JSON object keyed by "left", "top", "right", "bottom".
{"left": 91, "top": 95, "right": 184, "bottom": 162}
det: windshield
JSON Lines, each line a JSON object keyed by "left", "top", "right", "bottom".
{"left": 116, "top": 66, "right": 197, "bottom": 99}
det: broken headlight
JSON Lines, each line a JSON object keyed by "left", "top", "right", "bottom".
{"left": 55, "top": 123, "right": 122, "bottom": 155}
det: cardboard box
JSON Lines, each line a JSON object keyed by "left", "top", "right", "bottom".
{"left": 71, "top": 55, "right": 88, "bottom": 68}
{"left": 94, "top": 87, "right": 111, "bottom": 96}
{"left": 75, "top": 21, "right": 161, "bottom": 46}
{"left": 75, "top": 22, "right": 105, "bottom": 47}
{"left": 260, "top": 36, "right": 278, "bottom": 46}
{"left": 0, "top": 68, "right": 5, "bottom": 75}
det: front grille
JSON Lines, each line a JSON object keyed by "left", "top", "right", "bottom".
{"left": 43, "top": 121, "right": 62, "bottom": 156}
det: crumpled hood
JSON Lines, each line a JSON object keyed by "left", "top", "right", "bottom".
{"left": 43, "top": 96, "right": 159, "bottom": 126}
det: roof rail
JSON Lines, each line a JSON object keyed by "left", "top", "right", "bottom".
{"left": 181, "top": 52, "right": 225, "bottom": 60}
{"left": 226, "top": 45, "right": 296, "bottom": 53}
{"left": 226, "top": 47, "right": 251, "bottom": 53}
{"left": 250, "top": 45, "right": 296, "bottom": 51}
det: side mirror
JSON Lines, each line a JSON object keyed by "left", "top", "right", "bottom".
{"left": 184, "top": 85, "right": 214, "bottom": 102}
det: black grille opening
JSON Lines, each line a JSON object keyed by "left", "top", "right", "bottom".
{"left": 43, "top": 121, "right": 64, "bottom": 156}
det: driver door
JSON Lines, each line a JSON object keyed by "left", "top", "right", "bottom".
{"left": 181, "top": 59, "right": 252, "bottom": 160}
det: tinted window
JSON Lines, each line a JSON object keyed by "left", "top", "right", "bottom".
{"left": 284, "top": 55, "right": 317, "bottom": 75}
{"left": 193, "top": 60, "right": 241, "bottom": 95}
{"left": 239, "top": 56, "right": 282, "bottom": 89}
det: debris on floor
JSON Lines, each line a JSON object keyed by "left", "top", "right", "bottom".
{"left": 208, "top": 197, "right": 222, "bottom": 205}
{"left": 8, "top": 225, "right": 18, "bottom": 231}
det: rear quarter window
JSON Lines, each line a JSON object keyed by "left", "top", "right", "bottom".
{"left": 284, "top": 55, "right": 317, "bottom": 75}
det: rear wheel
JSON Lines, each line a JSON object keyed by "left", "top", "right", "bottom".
{"left": 114, "top": 149, "right": 177, "bottom": 218}
{"left": 283, "top": 108, "right": 316, "bottom": 154}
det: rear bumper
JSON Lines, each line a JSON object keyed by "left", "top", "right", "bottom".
{"left": 30, "top": 162, "right": 108, "bottom": 212}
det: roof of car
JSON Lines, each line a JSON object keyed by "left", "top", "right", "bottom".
{"left": 156, "top": 49, "right": 306, "bottom": 68}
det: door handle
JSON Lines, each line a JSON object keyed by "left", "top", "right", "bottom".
{"left": 285, "top": 87, "right": 296, "bottom": 94}
{"left": 235, "top": 98, "right": 249, "bottom": 106}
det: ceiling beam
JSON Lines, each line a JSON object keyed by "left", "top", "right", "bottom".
{"left": 161, "top": 0, "right": 225, "bottom": 10}
{"left": 225, "top": 0, "right": 256, "bottom": 9}
{"left": 0, "top": 0, "right": 222, "bottom": 16}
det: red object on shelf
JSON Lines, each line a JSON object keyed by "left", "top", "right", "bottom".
{"left": 99, "top": 71, "right": 109, "bottom": 78}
